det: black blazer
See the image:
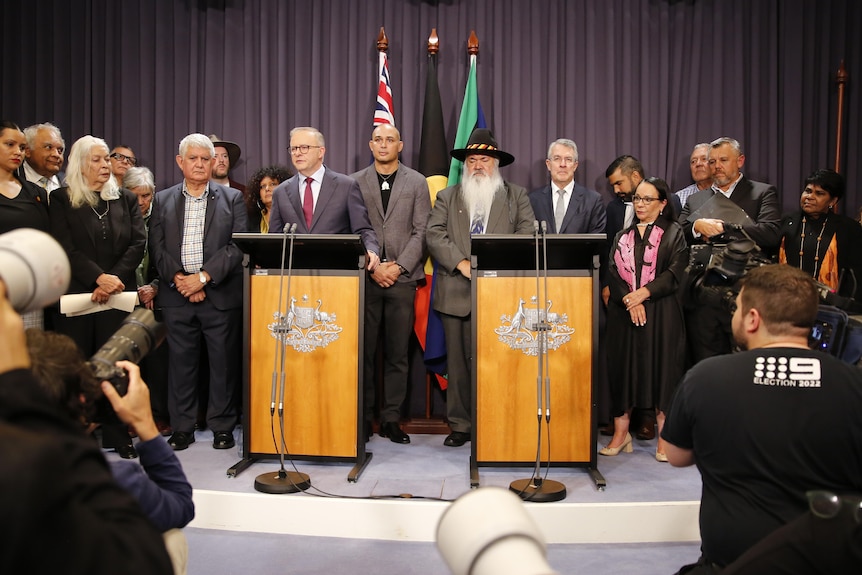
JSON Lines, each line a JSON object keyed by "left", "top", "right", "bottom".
{"left": 529, "top": 182, "right": 606, "bottom": 234}
{"left": 679, "top": 177, "right": 781, "bottom": 252}
{"left": 49, "top": 187, "right": 146, "bottom": 293}
{"left": 149, "top": 182, "right": 247, "bottom": 310}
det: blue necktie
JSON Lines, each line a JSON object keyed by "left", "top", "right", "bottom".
{"left": 471, "top": 213, "right": 484, "bottom": 235}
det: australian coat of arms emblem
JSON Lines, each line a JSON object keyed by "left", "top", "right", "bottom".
{"left": 268, "top": 294, "right": 342, "bottom": 353}
{"left": 494, "top": 296, "right": 574, "bottom": 355}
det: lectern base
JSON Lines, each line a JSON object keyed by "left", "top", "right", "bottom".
{"left": 254, "top": 470, "right": 311, "bottom": 494}
{"left": 509, "top": 477, "right": 567, "bottom": 502}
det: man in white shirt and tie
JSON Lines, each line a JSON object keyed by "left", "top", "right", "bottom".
{"left": 529, "top": 138, "right": 606, "bottom": 235}
{"left": 21, "top": 122, "right": 65, "bottom": 195}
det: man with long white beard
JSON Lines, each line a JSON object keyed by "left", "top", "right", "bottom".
{"left": 426, "top": 128, "right": 535, "bottom": 447}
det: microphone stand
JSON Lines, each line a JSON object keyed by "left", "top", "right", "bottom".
{"left": 509, "top": 220, "right": 566, "bottom": 502}
{"left": 255, "top": 223, "right": 311, "bottom": 494}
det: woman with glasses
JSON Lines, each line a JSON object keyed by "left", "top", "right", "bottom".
{"left": 245, "top": 164, "right": 293, "bottom": 233}
{"left": 601, "top": 177, "right": 688, "bottom": 461}
{"left": 49, "top": 135, "right": 146, "bottom": 459}
{"left": 779, "top": 169, "right": 862, "bottom": 307}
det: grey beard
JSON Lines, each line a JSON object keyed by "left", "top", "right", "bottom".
{"left": 462, "top": 170, "right": 504, "bottom": 222}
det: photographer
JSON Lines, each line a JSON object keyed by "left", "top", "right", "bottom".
{"left": 662, "top": 265, "right": 862, "bottom": 573}
{"left": 0, "top": 281, "right": 173, "bottom": 575}
{"left": 26, "top": 330, "right": 194, "bottom": 529}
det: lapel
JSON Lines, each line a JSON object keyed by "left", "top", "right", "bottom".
{"left": 452, "top": 186, "right": 471, "bottom": 252}
{"left": 171, "top": 185, "right": 186, "bottom": 241}
{"left": 311, "top": 169, "right": 337, "bottom": 230}
{"left": 203, "top": 185, "right": 217, "bottom": 237}
{"left": 384, "top": 167, "right": 404, "bottom": 220}
{"left": 287, "top": 176, "right": 305, "bottom": 231}
{"left": 108, "top": 192, "right": 126, "bottom": 247}
{"left": 561, "top": 186, "right": 581, "bottom": 231}
{"left": 486, "top": 184, "right": 508, "bottom": 233}
{"left": 363, "top": 169, "right": 385, "bottom": 220}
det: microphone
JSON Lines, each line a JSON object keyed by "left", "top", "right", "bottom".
{"left": 533, "top": 220, "right": 539, "bottom": 235}
{"left": 255, "top": 222, "right": 310, "bottom": 494}
{"left": 540, "top": 221, "right": 547, "bottom": 234}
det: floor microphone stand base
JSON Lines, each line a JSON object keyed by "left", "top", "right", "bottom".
{"left": 509, "top": 477, "right": 567, "bottom": 503}
{"left": 254, "top": 469, "right": 311, "bottom": 494}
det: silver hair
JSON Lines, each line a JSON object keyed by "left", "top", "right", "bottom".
{"left": 710, "top": 137, "right": 742, "bottom": 156}
{"left": 290, "top": 127, "right": 326, "bottom": 147}
{"left": 23, "top": 122, "right": 65, "bottom": 149}
{"left": 64, "top": 135, "right": 118, "bottom": 209}
{"left": 547, "top": 138, "right": 579, "bottom": 163}
{"left": 122, "top": 166, "right": 155, "bottom": 192}
{"left": 178, "top": 133, "right": 215, "bottom": 158}
{"left": 692, "top": 142, "right": 711, "bottom": 154}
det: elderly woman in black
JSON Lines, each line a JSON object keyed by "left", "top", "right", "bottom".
{"left": 50, "top": 135, "right": 146, "bottom": 458}
{"left": 601, "top": 177, "right": 688, "bottom": 461}
{"left": 779, "top": 169, "right": 862, "bottom": 304}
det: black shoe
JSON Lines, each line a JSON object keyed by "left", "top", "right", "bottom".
{"left": 168, "top": 431, "right": 196, "bottom": 451}
{"left": 380, "top": 421, "right": 410, "bottom": 444}
{"left": 213, "top": 431, "right": 235, "bottom": 450}
{"left": 116, "top": 444, "right": 138, "bottom": 459}
{"left": 443, "top": 431, "right": 470, "bottom": 447}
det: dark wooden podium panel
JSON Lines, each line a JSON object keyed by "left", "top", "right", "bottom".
{"left": 475, "top": 274, "right": 593, "bottom": 463}
{"left": 247, "top": 274, "right": 359, "bottom": 458}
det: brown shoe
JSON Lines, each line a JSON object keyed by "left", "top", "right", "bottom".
{"left": 635, "top": 424, "right": 655, "bottom": 440}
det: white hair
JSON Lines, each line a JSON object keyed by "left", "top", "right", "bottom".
{"left": 64, "top": 135, "right": 117, "bottom": 208}
{"left": 178, "top": 133, "right": 215, "bottom": 158}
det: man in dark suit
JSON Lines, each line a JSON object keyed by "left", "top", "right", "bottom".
{"left": 149, "top": 133, "right": 247, "bottom": 451}
{"left": 21, "top": 122, "right": 65, "bottom": 196}
{"left": 679, "top": 137, "right": 781, "bottom": 363}
{"left": 426, "top": 128, "right": 536, "bottom": 447}
{"left": 351, "top": 124, "right": 431, "bottom": 444}
{"left": 269, "top": 126, "right": 380, "bottom": 269}
{"left": 529, "top": 138, "right": 606, "bottom": 234}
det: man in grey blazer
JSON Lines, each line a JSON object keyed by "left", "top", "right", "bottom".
{"left": 529, "top": 138, "right": 606, "bottom": 234}
{"left": 426, "top": 128, "right": 536, "bottom": 447}
{"left": 351, "top": 124, "right": 431, "bottom": 444}
{"left": 679, "top": 137, "right": 781, "bottom": 363}
{"left": 269, "top": 126, "right": 380, "bottom": 269}
{"left": 149, "top": 133, "right": 248, "bottom": 451}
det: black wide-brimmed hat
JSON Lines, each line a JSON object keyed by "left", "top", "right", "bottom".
{"left": 450, "top": 128, "right": 515, "bottom": 167}
{"left": 208, "top": 134, "right": 242, "bottom": 167}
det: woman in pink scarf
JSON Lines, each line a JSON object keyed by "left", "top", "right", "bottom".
{"left": 601, "top": 177, "right": 688, "bottom": 461}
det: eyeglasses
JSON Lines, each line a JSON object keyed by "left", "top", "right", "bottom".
{"left": 110, "top": 152, "right": 137, "bottom": 166}
{"left": 632, "top": 196, "right": 660, "bottom": 204}
{"left": 806, "top": 490, "right": 862, "bottom": 524}
{"left": 288, "top": 145, "right": 321, "bottom": 155}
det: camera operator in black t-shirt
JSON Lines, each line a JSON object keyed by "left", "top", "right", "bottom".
{"left": 663, "top": 265, "right": 862, "bottom": 574}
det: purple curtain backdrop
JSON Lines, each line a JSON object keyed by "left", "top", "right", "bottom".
{"left": 2, "top": 0, "right": 860, "bottom": 215}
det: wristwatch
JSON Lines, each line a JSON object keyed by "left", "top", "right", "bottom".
{"left": 199, "top": 271, "right": 207, "bottom": 285}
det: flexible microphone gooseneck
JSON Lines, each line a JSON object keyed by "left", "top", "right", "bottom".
{"left": 254, "top": 223, "right": 311, "bottom": 494}
{"left": 509, "top": 220, "right": 566, "bottom": 502}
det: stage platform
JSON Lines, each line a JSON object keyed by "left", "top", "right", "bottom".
{"left": 133, "top": 427, "right": 703, "bottom": 546}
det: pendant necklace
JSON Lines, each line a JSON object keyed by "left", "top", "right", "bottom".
{"left": 379, "top": 172, "right": 395, "bottom": 191}
{"left": 92, "top": 200, "right": 110, "bottom": 220}
{"left": 798, "top": 215, "right": 828, "bottom": 279}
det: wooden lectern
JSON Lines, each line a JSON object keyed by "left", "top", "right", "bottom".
{"left": 228, "top": 233, "right": 372, "bottom": 482}
{"left": 469, "top": 233, "right": 606, "bottom": 488}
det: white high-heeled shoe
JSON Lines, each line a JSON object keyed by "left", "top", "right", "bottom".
{"left": 599, "top": 432, "right": 633, "bottom": 456}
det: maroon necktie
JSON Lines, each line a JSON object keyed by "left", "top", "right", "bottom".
{"left": 303, "top": 177, "right": 314, "bottom": 229}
